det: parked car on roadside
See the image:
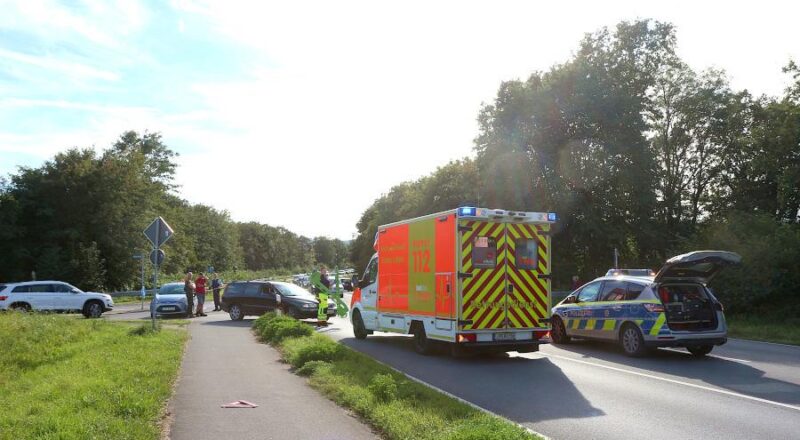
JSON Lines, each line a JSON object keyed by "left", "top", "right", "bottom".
{"left": 150, "top": 282, "right": 190, "bottom": 318}
{"left": 551, "top": 251, "right": 740, "bottom": 357}
{"left": 221, "top": 280, "right": 336, "bottom": 321}
{"left": 0, "top": 281, "right": 114, "bottom": 318}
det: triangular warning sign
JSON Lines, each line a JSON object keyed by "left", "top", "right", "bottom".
{"left": 221, "top": 400, "right": 258, "bottom": 408}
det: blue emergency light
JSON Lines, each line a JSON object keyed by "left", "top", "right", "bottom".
{"left": 459, "top": 207, "right": 477, "bottom": 217}
{"left": 547, "top": 212, "right": 558, "bottom": 222}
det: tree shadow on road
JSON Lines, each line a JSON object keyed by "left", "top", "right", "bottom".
{"left": 552, "top": 339, "right": 800, "bottom": 405}
{"left": 338, "top": 334, "right": 605, "bottom": 424}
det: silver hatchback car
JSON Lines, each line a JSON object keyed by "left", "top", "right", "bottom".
{"left": 551, "top": 251, "right": 740, "bottom": 357}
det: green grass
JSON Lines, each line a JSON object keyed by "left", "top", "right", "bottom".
{"left": 727, "top": 314, "right": 800, "bottom": 346}
{"left": 252, "top": 313, "right": 541, "bottom": 440}
{"left": 0, "top": 312, "right": 188, "bottom": 439}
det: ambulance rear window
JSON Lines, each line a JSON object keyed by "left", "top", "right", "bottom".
{"left": 472, "top": 236, "right": 497, "bottom": 269}
{"left": 515, "top": 239, "right": 538, "bottom": 270}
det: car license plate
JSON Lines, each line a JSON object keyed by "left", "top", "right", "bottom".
{"left": 494, "top": 332, "right": 515, "bottom": 342}
{"left": 162, "top": 306, "right": 176, "bottom": 312}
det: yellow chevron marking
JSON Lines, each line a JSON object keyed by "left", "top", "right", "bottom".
{"left": 650, "top": 313, "right": 666, "bottom": 336}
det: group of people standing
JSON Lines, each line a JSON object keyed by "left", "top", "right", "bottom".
{"left": 183, "top": 271, "right": 223, "bottom": 318}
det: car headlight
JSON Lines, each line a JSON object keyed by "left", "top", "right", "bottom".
{"left": 302, "top": 303, "right": 315, "bottom": 309}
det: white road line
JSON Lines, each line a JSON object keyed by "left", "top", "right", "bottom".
{"left": 729, "top": 338, "right": 800, "bottom": 349}
{"left": 533, "top": 352, "right": 800, "bottom": 412}
{"left": 660, "top": 347, "right": 752, "bottom": 363}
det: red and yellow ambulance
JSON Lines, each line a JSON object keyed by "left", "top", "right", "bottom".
{"left": 350, "top": 207, "right": 557, "bottom": 355}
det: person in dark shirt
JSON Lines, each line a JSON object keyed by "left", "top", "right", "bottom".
{"left": 211, "top": 273, "right": 223, "bottom": 311}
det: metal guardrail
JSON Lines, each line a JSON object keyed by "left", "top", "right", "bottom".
{"left": 109, "top": 289, "right": 158, "bottom": 297}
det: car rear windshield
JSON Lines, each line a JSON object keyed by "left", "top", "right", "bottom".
{"left": 0, "top": 284, "right": 6, "bottom": 292}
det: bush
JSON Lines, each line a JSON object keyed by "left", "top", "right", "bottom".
{"left": 368, "top": 373, "right": 397, "bottom": 402}
{"left": 282, "top": 334, "right": 344, "bottom": 368}
{"left": 296, "top": 360, "right": 330, "bottom": 377}
{"left": 264, "top": 317, "right": 313, "bottom": 343}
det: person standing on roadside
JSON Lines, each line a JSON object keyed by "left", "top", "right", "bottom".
{"left": 317, "top": 267, "right": 331, "bottom": 326}
{"left": 211, "top": 273, "right": 223, "bottom": 311}
{"left": 195, "top": 272, "right": 208, "bottom": 317}
{"left": 184, "top": 271, "right": 195, "bottom": 318}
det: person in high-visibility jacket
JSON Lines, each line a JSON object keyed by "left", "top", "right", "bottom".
{"left": 317, "top": 267, "right": 331, "bottom": 325}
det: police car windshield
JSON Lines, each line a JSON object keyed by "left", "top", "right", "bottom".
{"left": 273, "top": 282, "right": 313, "bottom": 298}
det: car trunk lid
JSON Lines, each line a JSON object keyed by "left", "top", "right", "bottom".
{"left": 654, "top": 251, "right": 741, "bottom": 285}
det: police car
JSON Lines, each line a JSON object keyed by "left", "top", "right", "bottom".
{"left": 551, "top": 251, "right": 741, "bottom": 357}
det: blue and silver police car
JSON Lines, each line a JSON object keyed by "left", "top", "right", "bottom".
{"left": 551, "top": 251, "right": 741, "bottom": 357}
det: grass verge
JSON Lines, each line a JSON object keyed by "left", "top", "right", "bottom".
{"left": 0, "top": 312, "right": 187, "bottom": 439}
{"left": 252, "top": 313, "right": 541, "bottom": 440}
{"left": 727, "top": 314, "right": 800, "bottom": 346}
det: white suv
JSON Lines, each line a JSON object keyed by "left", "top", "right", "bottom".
{"left": 0, "top": 281, "right": 114, "bottom": 318}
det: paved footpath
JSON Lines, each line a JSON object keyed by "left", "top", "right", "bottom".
{"left": 167, "top": 312, "right": 377, "bottom": 440}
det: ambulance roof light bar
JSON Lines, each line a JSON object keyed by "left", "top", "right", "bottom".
{"left": 456, "top": 207, "right": 558, "bottom": 223}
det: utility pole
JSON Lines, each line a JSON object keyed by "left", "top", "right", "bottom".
{"left": 613, "top": 247, "right": 619, "bottom": 269}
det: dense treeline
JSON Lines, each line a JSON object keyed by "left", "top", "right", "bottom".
{"left": 0, "top": 132, "right": 349, "bottom": 290}
{"left": 351, "top": 20, "right": 800, "bottom": 315}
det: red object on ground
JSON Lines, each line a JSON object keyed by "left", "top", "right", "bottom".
{"left": 221, "top": 400, "right": 259, "bottom": 408}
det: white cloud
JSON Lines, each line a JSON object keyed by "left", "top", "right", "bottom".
{"left": 0, "top": 48, "right": 119, "bottom": 81}
{"left": 3, "top": 0, "right": 800, "bottom": 240}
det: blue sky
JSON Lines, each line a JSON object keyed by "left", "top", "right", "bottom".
{"left": 1, "top": 0, "right": 799, "bottom": 239}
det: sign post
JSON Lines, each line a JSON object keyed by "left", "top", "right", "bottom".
{"left": 132, "top": 254, "right": 145, "bottom": 311}
{"left": 143, "top": 217, "right": 174, "bottom": 329}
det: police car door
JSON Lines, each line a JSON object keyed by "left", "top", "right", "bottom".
{"left": 569, "top": 281, "right": 601, "bottom": 338}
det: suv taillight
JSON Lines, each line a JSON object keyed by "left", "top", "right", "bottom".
{"left": 643, "top": 303, "right": 665, "bottom": 313}
{"left": 0, "top": 296, "right": 7, "bottom": 301}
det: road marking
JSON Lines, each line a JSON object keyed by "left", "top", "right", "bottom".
{"left": 729, "top": 338, "right": 800, "bottom": 349}
{"left": 660, "top": 347, "right": 752, "bottom": 363}
{"left": 533, "top": 352, "right": 800, "bottom": 412}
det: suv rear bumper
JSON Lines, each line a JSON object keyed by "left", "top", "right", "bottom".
{"left": 645, "top": 337, "right": 727, "bottom": 348}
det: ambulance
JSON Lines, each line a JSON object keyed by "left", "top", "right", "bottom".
{"left": 349, "top": 207, "right": 557, "bottom": 355}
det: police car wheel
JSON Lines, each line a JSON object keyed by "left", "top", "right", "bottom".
{"left": 687, "top": 345, "right": 713, "bottom": 357}
{"left": 551, "top": 317, "right": 571, "bottom": 344}
{"left": 620, "top": 324, "right": 646, "bottom": 357}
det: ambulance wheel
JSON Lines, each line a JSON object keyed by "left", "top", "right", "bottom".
{"left": 412, "top": 325, "right": 435, "bottom": 355}
{"left": 550, "top": 316, "right": 571, "bottom": 344}
{"left": 687, "top": 345, "right": 713, "bottom": 357}
{"left": 620, "top": 323, "right": 647, "bottom": 357}
{"left": 352, "top": 311, "right": 368, "bottom": 340}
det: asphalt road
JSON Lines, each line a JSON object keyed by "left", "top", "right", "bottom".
{"left": 108, "top": 300, "right": 800, "bottom": 440}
